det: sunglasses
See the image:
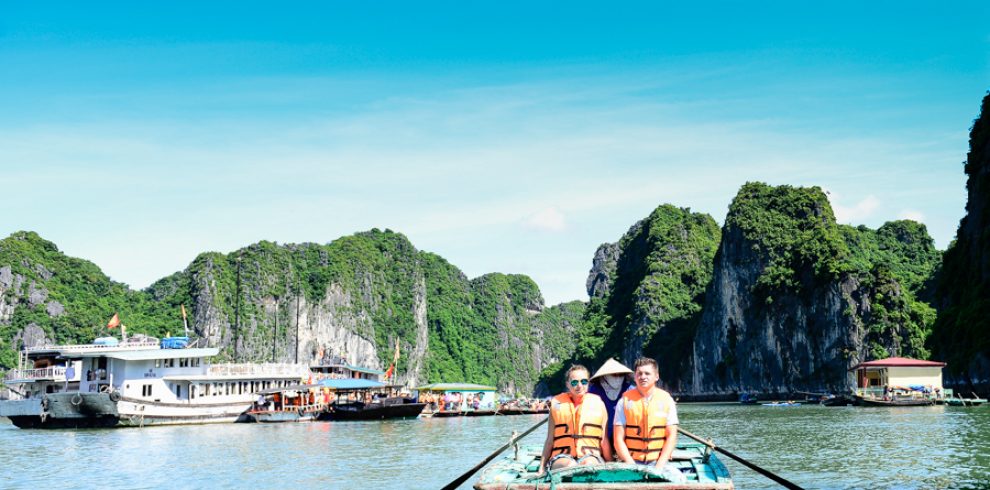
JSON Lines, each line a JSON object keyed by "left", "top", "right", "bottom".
{"left": 569, "top": 378, "right": 590, "bottom": 387}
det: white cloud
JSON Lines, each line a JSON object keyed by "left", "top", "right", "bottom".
{"left": 522, "top": 207, "right": 567, "bottom": 232}
{"left": 831, "top": 194, "right": 881, "bottom": 224}
{"left": 898, "top": 209, "right": 926, "bottom": 223}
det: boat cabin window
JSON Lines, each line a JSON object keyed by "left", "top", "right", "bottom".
{"left": 164, "top": 359, "right": 175, "bottom": 368}
{"left": 179, "top": 358, "right": 189, "bottom": 368}
{"left": 155, "top": 359, "right": 161, "bottom": 368}
{"left": 174, "top": 384, "right": 182, "bottom": 399}
{"left": 142, "top": 385, "right": 153, "bottom": 397}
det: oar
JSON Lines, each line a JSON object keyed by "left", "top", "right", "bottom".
{"left": 441, "top": 416, "right": 549, "bottom": 490}
{"left": 677, "top": 427, "right": 804, "bottom": 490}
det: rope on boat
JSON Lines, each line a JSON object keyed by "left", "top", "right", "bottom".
{"left": 677, "top": 427, "right": 804, "bottom": 490}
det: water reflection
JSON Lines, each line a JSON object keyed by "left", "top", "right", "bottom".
{"left": 1, "top": 405, "right": 988, "bottom": 489}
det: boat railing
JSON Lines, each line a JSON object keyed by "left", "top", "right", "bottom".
{"left": 24, "top": 340, "right": 161, "bottom": 353}
{"left": 4, "top": 366, "right": 67, "bottom": 382}
{"left": 208, "top": 363, "right": 310, "bottom": 377}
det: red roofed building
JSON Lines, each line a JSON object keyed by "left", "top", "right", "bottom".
{"left": 850, "top": 357, "right": 946, "bottom": 397}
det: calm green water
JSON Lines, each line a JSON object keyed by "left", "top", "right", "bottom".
{"left": 1, "top": 403, "right": 988, "bottom": 489}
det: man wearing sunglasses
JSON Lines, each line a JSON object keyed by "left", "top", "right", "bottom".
{"left": 538, "top": 364, "right": 612, "bottom": 476}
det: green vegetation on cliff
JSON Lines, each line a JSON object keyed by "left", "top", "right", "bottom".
{"left": 0, "top": 232, "right": 180, "bottom": 369}
{"left": 563, "top": 204, "right": 719, "bottom": 386}
{"left": 727, "top": 182, "right": 848, "bottom": 295}
{"left": 933, "top": 93, "right": 990, "bottom": 373}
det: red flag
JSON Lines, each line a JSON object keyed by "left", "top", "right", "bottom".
{"left": 106, "top": 313, "right": 120, "bottom": 329}
{"left": 384, "top": 364, "right": 394, "bottom": 381}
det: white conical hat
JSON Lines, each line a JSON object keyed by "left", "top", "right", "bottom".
{"left": 591, "top": 358, "right": 633, "bottom": 379}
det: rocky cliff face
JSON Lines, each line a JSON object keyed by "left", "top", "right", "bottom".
{"left": 573, "top": 204, "right": 720, "bottom": 390}
{"left": 689, "top": 183, "right": 938, "bottom": 397}
{"left": 934, "top": 93, "right": 990, "bottom": 391}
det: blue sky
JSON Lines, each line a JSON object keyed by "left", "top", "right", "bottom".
{"left": 1, "top": 3, "right": 987, "bottom": 304}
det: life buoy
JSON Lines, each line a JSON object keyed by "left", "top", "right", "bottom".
{"left": 109, "top": 391, "right": 122, "bottom": 402}
{"left": 71, "top": 393, "right": 83, "bottom": 406}
{"left": 99, "top": 385, "right": 111, "bottom": 394}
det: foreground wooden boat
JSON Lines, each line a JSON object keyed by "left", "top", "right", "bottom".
{"left": 474, "top": 443, "right": 733, "bottom": 490}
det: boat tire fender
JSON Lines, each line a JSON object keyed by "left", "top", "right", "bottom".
{"left": 71, "top": 393, "right": 83, "bottom": 406}
{"left": 109, "top": 391, "right": 122, "bottom": 402}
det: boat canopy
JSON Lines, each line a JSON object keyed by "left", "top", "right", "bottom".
{"left": 413, "top": 383, "right": 497, "bottom": 392}
{"left": 100, "top": 348, "right": 220, "bottom": 360}
{"left": 318, "top": 378, "right": 388, "bottom": 390}
{"left": 257, "top": 383, "right": 319, "bottom": 395}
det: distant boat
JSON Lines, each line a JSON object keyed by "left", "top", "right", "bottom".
{"left": 237, "top": 384, "right": 326, "bottom": 423}
{"left": 738, "top": 393, "right": 758, "bottom": 405}
{"left": 321, "top": 397, "right": 426, "bottom": 421}
{"left": 820, "top": 394, "right": 854, "bottom": 407}
{"left": 855, "top": 396, "right": 933, "bottom": 407}
{"left": 762, "top": 401, "right": 801, "bottom": 407}
{"left": 944, "top": 395, "right": 987, "bottom": 407}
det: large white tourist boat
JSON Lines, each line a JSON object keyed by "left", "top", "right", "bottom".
{"left": 0, "top": 335, "right": 310, "bottom": 429}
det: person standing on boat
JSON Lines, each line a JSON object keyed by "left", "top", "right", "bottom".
{"left": 588, "top": 358, "right": 634, "bottom": 455}
{"left": 613, "top": 357, "right": 685, "bottom": 483}
{"left": 538, "top": 364, "right": 612, "bottom": 476}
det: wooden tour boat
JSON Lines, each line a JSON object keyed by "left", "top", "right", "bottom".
{"left": 474, "top": 442, "right": 733, "bottom": 489}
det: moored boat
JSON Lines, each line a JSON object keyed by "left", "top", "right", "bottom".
{"left": 326, "top": 397, "right": 426, "bottom": 420}
{"left": 855, "top": 396, "right": 934, "bottom": 407}
{"left": 237, "top": 384, "right": 327, "bottom": 423}
{"left": 315, "top": 378, "right": 426, "bottom": 421}
{"left": 1, "top": 333, "right": 311, "bottom": 429}
{"left": 944, "top": 396, "right": 987, "bottom": 407}
{"left": 474, "top": 442, "right": 733, "bottom": 489}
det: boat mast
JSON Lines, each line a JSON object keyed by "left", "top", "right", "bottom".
{"left": 272, "top": 295, "right": 279, "bottom": 363}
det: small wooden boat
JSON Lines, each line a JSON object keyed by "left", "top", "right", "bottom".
{"left": 237, "top": 384, "right": 326, "bottom": 423}
{"left": 820, "top": 395, "right": 854, "bottom": 407}
{"left": 738, "top": 393, "right": 758, "bottom": 405}
{"left": 474, "top": 442, "right": 733, "bottom": 489}
{"left": 855, "top": 396, "right": 933, "bottom": 407}
{"left": 432, "top": 409, "right": 498, "bottom": 417}
{"left": 944, "top": 396, "right": 987, "bottom": 407}
{"left": 499, "top": 408, "right": 550, "bottom": 416}
{"left": 238, "top": 408, "right": 322, "bottom": 423}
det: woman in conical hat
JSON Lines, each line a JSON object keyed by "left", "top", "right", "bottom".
{"left": 588, "top": 358, "right": 634, "bottom": 449}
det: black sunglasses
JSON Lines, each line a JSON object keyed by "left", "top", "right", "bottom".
{"left": 569, "top": 378, "right": 590, "bottom": 387}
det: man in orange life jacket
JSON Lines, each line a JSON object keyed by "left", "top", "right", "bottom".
{"left": 613, "top": 357, "right": 685, "bottom": 482}
{"left": 537, "top": 364, "right": 612, "bottom": 476}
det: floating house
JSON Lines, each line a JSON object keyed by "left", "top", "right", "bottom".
{"left": 850, "top": 357, "right": 947, "bottom": 404}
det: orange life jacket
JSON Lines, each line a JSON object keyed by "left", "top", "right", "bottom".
{"left": 620, "top": 388, "right": 674, "bottom": 463}
{"left": 549, "top": 393, "right": 607, "bottom": 458}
